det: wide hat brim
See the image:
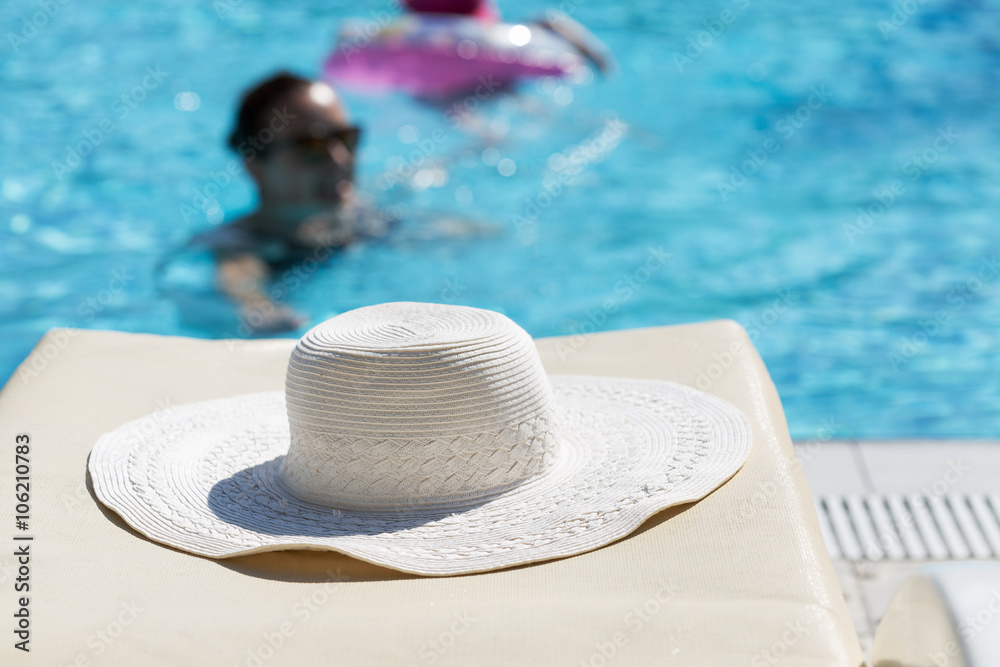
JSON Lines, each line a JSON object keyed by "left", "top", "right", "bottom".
{"left": 89, "top": 375, "right": 752, "bottom": 576}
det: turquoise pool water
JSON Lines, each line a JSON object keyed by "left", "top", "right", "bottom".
{"left": 2, "top": 0, "right": 998, "bottom": 438}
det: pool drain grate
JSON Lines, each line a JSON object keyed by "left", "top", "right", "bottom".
{"left": 815, "top": 493, "right": 1000, "bottom": 561}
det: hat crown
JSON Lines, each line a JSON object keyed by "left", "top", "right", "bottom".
{"left": 280, "top": 302, "right": 557, "bottom": 510}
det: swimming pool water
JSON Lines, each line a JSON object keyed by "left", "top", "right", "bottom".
{"left": 2, "top": 0, "right": 999, "bottom": 439}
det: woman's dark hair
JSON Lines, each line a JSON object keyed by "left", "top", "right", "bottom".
{"left": 227, "top": 71, "right": 311, "bottom": 154}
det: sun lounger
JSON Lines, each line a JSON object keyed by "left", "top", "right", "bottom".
{"left": 0, "top": 320, "right": 865, "bottom": 665}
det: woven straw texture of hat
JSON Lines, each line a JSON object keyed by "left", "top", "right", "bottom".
{"left": 89, "top": 303, "right": 752, "bottom": 576}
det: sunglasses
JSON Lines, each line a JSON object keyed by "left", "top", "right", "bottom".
{"left": 272, "top": 126, "right": 362, "bottom": 161}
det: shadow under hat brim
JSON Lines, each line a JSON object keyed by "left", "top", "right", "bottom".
{"left": 88, "top": 376, "right": 752, "bottom": 576}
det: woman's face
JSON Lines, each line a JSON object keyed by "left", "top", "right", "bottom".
{"left": 249, "top": 82, "right": 357, "bottom": 209}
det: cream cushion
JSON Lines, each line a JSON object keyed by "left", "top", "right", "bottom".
{"left": 0, "top": 321, "right": 864, "bottom": 666}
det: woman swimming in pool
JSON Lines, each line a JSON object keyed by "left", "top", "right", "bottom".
{"left": 190, "top": 72, "right": 387, "bottom": 333}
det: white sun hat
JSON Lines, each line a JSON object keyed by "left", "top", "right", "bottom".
{"left": 88, "top": 302, "right": 752, "bottom": 576}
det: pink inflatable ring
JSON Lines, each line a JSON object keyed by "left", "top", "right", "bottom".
{"left": 325, "top": 15, "right": 584, "bottom": 99}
